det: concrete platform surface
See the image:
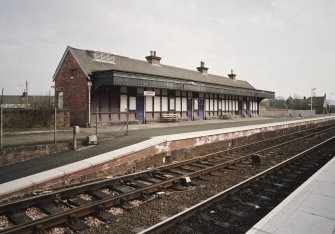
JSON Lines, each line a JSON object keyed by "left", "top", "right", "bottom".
{"left": 247, "top": 155, "right": 335, "bottom": 234}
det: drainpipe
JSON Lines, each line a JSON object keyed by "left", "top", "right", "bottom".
{"left": 87, "top": 81, "right": 92, "bottom": 126}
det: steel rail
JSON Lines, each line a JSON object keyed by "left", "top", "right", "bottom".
{"left": 139, "top": 135, "right": 335, "bottom": 233}
{"left": 1, "top": 121, "right": 333, "bottom": 215}
{"left": 1, "top": 122, "right": 335, "bottom": 233}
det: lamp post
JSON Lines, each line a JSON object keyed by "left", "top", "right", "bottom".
{"left": 311, "top": 88, "right": 316, "bottom": 111}
{"left": 329, "top": 93, "right": 333, "bottom": 113}
{"left": 87, "top": 81, "right": 92, "bottom": 126}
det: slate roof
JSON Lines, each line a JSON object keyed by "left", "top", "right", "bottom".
{"left": 63, "top": 46, "right": 257, "bottom": 90}
{"left": 286, "top": 96, "right": 327, "bottom": 110}
{"left": 305, "top": 96, "right": 326, "bottom": 108}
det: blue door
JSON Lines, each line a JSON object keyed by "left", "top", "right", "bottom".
{"left": 238, "top": 101, "right": 243, "bottom": 117}
{"left": 187, "top": 98, "right": 193, "bottom": 121}
{"left": 198, "top": 99, "right": 204, "bottom": 120}
{"left": 136, "top": 96, "right": 144, "bottom": 124}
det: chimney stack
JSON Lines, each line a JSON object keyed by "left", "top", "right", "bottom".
{"left": 145, "top": 50, "right": 161, "bottom": 65}
{"left": 228, "top": 69, "right": 236, "bottom": 79}
{"left": 197, "top": 61, "right": 209, "bottom": 75}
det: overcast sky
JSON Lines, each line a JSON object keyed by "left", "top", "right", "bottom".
{"left": 0, "top": 0, "right": 334, "bottom": 99}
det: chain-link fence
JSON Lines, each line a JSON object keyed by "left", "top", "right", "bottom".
{"left": 0, "top": 107, "right": 131, "bottom": 153}
{"left": 84, "top": 109, "right": 129, "bottom": 142}
{"left": 0, "top": 107, "right": 72, "bottom": 150}
{"left": 0, "top": 107, "right": 131, "bottom": 146}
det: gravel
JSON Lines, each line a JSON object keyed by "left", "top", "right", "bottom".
{"left": 83, "top": 216, "right": 105, "bottom": 227}
{"left": 78, "top": 194, "right": 94, "bottom": 201}
{"left": 0, "top": 215, "right": 13, "bottom": 230}
{"left": 47, "top": 227, "right": 74, "bottom": 234}
{"left": 80, "top": 134, "right": 326, "bottom": 234}
{"left": 25, "top": 207, "right": 48, "bottom": 220}
{"left": 80, "top": 164, "right": 266, "bottom": 234}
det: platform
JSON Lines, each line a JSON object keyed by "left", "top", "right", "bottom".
{"left": 247, "top": 155, "right": 335, "bottom": 234}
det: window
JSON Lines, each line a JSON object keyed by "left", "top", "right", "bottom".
{"left": 89, "top": 50, "right": 115, "bottom": 64}
{"left": 176, "top": 97, "right": 181, "bottom": 111}
{"left": 58, "top": 92, "right": 63, "bottom": 109}
{"left": 120, "top": 95, "right": 128, "bottom": 112}
{"left": 162, "top": 96, "right": 168, "bottom": 111}
{"left": 154, "top": 96, "right": 161, "bottom": 112}
{"left": 214, "top": 99, "right": 218, "bottom": 111}
{"left": 146, "top": 96, "right": 153, "bottom": 112}
{"left": 194, "top": 98, "right": 198, "bottom": 110}
{"left": 169, "top": 97, "right": 175, "bottom": 110}
{"left": 129, "top": 96, "right": 136, "bottom": 110}
{"left": 182, "top": 98, "right": 187, "bottom": 111}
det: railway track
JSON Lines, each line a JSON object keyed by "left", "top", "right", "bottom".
{"left": 0, "top": 121, "right": 335, "bottom": 233}
{"left": 140, "top": 136, "right": 335, "bottom": 234}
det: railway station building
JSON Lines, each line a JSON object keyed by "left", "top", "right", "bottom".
{"left": 53, "top": 46, "right": 274, "bottom": 126}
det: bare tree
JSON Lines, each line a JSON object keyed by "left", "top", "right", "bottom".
{"left": 275, "top": 96, "right": 286, "bottom": 100}
{"left": 293, "top": 94, "right": 302, "bottom": 99}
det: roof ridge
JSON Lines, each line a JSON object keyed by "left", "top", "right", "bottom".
{"left": 66, "top": 46, "right": 259, "bottom": 91}
{"left": 71, "top": 46, "right": 239, "bottom": 80}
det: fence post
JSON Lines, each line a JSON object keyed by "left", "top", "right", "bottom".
{"left": 126, "top": 109, "right": 129, "bottom": 136}
{"left": 95, "top": 108, "right": 98, "bottom": 136}
{"left": 54, "top": 106, "right": 57, "bottom": 145}
{"left": 0, "top": 106, "right": 3, "bottom": 153}
{"left": 73, "top": 126, "right": 79, "bottom": 150}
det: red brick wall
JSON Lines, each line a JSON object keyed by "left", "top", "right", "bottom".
{"left": 56, "top": 110, "right": 71, "bottom": 127}
{"left": 55, "top": 51, "right": 88, "bottom": 125}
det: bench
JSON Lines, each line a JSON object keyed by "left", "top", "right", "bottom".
{"left": 219, "top": 114, "right": 232, "bottom": 120}
{"left": 161, "top": 113, "right": 181, "bottom": 122}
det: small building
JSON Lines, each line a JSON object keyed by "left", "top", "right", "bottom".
{"left": 287, "top": 95, "right": 328, "bottom": 114}
{"left": 53, "top": 46, "right": 275, "bottom": 126}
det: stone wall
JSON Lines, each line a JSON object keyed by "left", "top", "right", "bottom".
{"left": 288, "top": 110, "right": 316, "bottom": 117}
{"left": 259, "top": 106, "right": 289, "bottom": 118}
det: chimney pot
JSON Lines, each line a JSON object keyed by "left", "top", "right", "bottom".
{"left": 146, "top": 50, "right": 161, "bottom": 65}
{"left": 197, "top": 61, "right": 208, "bottom": 75}
{"left": 228, "top": 69, "right": 236, "bottom": 79}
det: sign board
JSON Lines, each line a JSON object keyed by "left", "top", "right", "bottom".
{"left": 144, "top": 91, "right": 155, "bottom": 96}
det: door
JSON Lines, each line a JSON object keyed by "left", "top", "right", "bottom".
{"left": 198, "top": 99, "right": 204, "bottom": 120}
{"left": 136, "top": 96, "right": 144, "bottom": 124}
{"left": 187, "top": 98, "right": 193, "bottom": 121}
{"left": 238, "top": 101, "right": 243, "bottom": 117}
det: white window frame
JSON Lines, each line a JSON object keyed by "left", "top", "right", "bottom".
{"left": 162, "top": 96, "right": 168, "bottom": 111}
{"left": 146, "top": 96, "right": 153, "bottom": 112}
{"left": 154, "top": 96, "right": 161, "bottom": 112}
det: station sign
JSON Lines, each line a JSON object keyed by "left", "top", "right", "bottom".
{"left": 144, "top": 91, "right": 155, "bottom": 96}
